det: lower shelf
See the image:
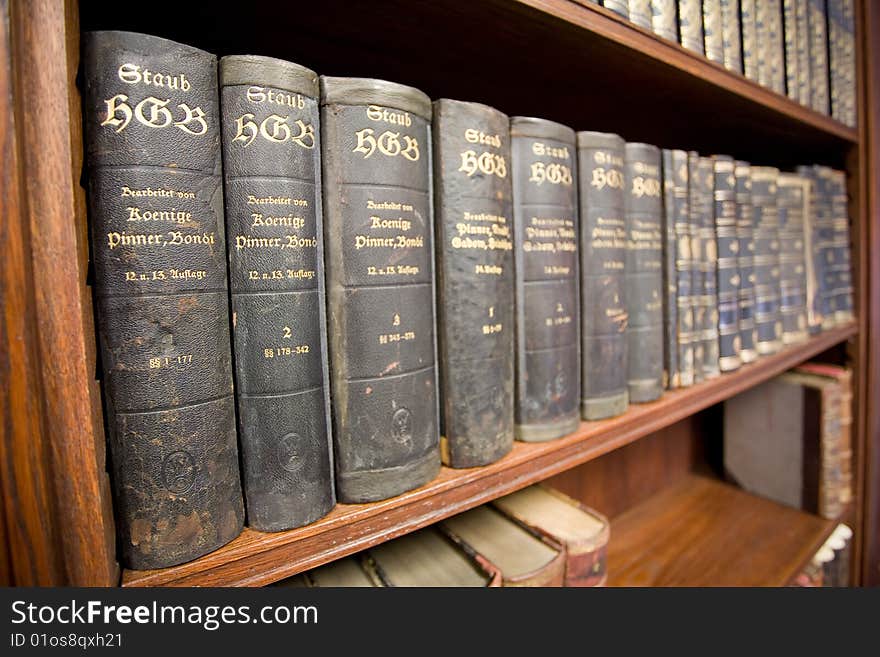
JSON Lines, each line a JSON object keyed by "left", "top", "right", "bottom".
{"left": 122, "top": 323, "right": 855, "bottom": 587}
{"left": 607, "top": 474, "right": 840, "bottom": 586}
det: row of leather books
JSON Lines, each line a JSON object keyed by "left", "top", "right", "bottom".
{"left": 791, "top": 523, "right": 853, "bottom": 586}
{"left": 277, "top": 485, "right": 609, "bottom": 587}
{"left": 663, "top": 156, "right": 854, "bottom": 391}
{"left": 590, "top": 0, "right": 857, "bottom": 126}
{"left": 724, "top": 362, "right": 854, "bottom": 519}
{"left": 81, "top": 30, "right": 853, "bottom": 572}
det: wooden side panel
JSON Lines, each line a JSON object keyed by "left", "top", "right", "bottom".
{"left": 547, "top": 414, "right": 707, "bottom": 519}
{"left": 860, "top": 0, "right": 880, "bottom": 587}
{"left": 3, "top": 0, "right": 117, "bottom": 585}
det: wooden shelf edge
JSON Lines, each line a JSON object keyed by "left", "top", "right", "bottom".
{"left": 122, "top": 322, "right": 856, "bottom": 587}
{"left": 517, "top": 0, "right": 858, "bottom": 143}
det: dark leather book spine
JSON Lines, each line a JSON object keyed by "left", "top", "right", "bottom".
{"left": 679, "top": 0, "right": 706, "bottom": 54}
{"left": 713, "top": 156, "right": 741, "bottom": 372}
{"left": 661, "top": 150, "right": 680, "bottom": 389}
{"left": 756, "top": 0, "right": 771, "bottom": 87}
{"left": 320, "top": 77, "right": 440, "bottom": 501}
{"left": 808, "top": 0, "right": 830, "bottom": 114}
{"left": 720, "top": 0, "right": 742, "bottom": 72}
{"left": 577, "top": 132, "right": 629, "bottom": 419}
{"left": 829, "top": 169, "right": 854, "bottom": 322}
{"left": 625, "top": 143, "right": 664, "bottom": 402}
{"left": 797, "top": 167, "right": 825, "bottom": 332}
{"left": 651, "top": 0, "right": 679, "bottom": 41}
{"left": 735, "top": 161, "right": 759, "bottom": 363}
{"left": 783, "top": 0, "right": 799, "bottom": 100}
{"left": 796, "top": 0, "right": 811, "bottom": 106}
{"left": 776, "top": 173, "right": 810, "bottom": 345}
{"left": 842, "top": 0, "right": 856, "bottom": 126}
{"left": 828, "top": 0, "right": 844, "bottom": 122}
{"left": 603, "top": 0, "right": 630, "bottom": 19}
{"left": 687, "top": 152, "right": 705, "bottom": 382}
{"left": 703, "top": 0, "right": 725, "bottom": 64}
{"left": 751, "top": 166, "right": 783, "bottom": 354}
{"left": 510, "top": 118, "right": 580, "bottom": 441}
{"left": 434, "top": 99, "right": 514, "bottom": 467}
{"left": 219, "top": 56, "right": 334, "bottom": 531}
{"left": 81, "top": 31, "right": 244, "bottom": 569}
{"left": 741, "top": 0, "right": 760, "bottom": 81}
{"left": 768, "top": 0, "right": 787, "bottom": 94}
{"left": 670, "top": 149, "right": 696, "bottom": 386}
{"left": 629, "top": 0, "right": 652, "bottom": 28}
{"left": 799, "top": 165, "right": 836, "bottom": 328}
{"left": 698, "top": 156, "right": 721, "bottom": 377}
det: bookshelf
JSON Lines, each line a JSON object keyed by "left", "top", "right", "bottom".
{"left": 1, "top": 0, "right": 877, "bottom": 587}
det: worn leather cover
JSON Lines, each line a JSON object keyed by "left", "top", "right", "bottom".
{"left": 628, "top": 0, "right": 651, "bottom": 28}
{"left": 82, "top": 31, "right": 244, "bottom": 569}
{"left": 320, "top": 77, "right": 440, "bottom": 502}
{"left": 624, "top": 143, "right": 664, "bottom": 402}
{"left": 776, "top": 173, "right": 810, "bottom": 345}
{"left": 797, "top": 165, "right": 834, "bottom": 331}
{"left": 828, "top": 169, "right": 854, "bottom": 323}
{"left": 650, "top": 0, "right": 678, "bottom": 42}
{"left": 510, "top": 117, "right": 580, "bottom": 441}
{"left": 713, "top": 156, "right": 741, "bottom": 372}
{"left": 783, "top": 0, "right": 799, "bottom": 100}
{"left": 577, "top": 132, "right": 629, "bottom": 419}
{"left": 703, "top": 0, "right": 724, "bottom": 64}
{"left": 720, "top": 0, "right": 743, "bottom": 72}
{"left": 669, "top": 149, "right": 696, "bottom": 387}
{"left": 219, "top": 56, "right": 334, "bottom": 531}
{"left": 678, "top": 0, "right": 705, "bottom": 55}
{"left": 688, "top": 152, "right": 705, "bottom": 382}
{"left": 661, "top": 150, "right": 680, "bottom": 389}
{"left": 433, "top": 99, "right": 514, "bottom": 467}
{"left": 493, "top": 485, "right": 610, "bottom": 587}
{"left": 740, "top": 0, "right": 759, "bottom": 81}
{"left": 698, "top": 156, "right": 720, "bottom": 378}
{"left": 751, "top": 166, "right": 783, "bottom": 354}
{"left": 795, "top": 0, "right": 811, "bottom": 105}
{"left": 734, "top": 161, "right": 759, "bottom": 363}
{"left": 808, "top": 0, "right": 831, "bottom": 114}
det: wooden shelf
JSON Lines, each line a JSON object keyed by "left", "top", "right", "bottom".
{"left": 607, "top": 474, "right": 841, "bottom": 586}
{"left": 122, "top": 323, "right": 856, "bottom": 587}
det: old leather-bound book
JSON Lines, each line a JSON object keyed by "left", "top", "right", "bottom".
{"left": 702, "top": 0, "right": 724, "bottom": 64}
{"left": 719, "top": 0, "right": 743, "bottom": 73}
{"left": 697, "top": 156, "right": 720, "bottom": 378}
{"left": 363, "top": 527, "right": 501, "bottom": 587}
{"left": 723, "top": 370, "right": 848, "bottom": 519}
{"left": 602, "top": 0, "right": 630, "bottom": 19}
{"left": 828, "top": 169, "right": 855, "bottom": 323}
{"left": 321, "top": 77, "right": 440, "bottom": 502}
{"left": 442, "top": 505, "right": 565, "bottom": 586}
{"left": 783, "top": 0, "right": 799, "bottom": 101}
{"left": 81, "top": 31, "right": 244, "bottom": 569}
{"left": 740, "top": 0, "right": 759, "bottom": 81}
{"left": 510, "top": 117, "right": 580, "bottom": 441}
{"left": 678, "top": 0, "right": 705, "bottom": 55}
{"left": 795, "top": 0, "right": 811, "bottom": 105}
{"left": 493, "top": 485, "right": 610, "bottom": 587}
{"left": 577, "top": 132, "right": 628, "bottom": 419}
{"left": 650, "top": 0, "right": 678, "bottom": 42}
{"left": 433, "top": 99, "right": 514, "bottom": 467}
{"left": 808, "top": 0, "right": 831, "bottom": 114}
{"left": 688, "top": 152, "right": 705, "bottom": 382}
{"left": 628, "top": 0, "right": 652, "bottom": 28}
{"left": 666, "top": 149, "right": 695, "bottom": 387}
{"left": 798, "top": 165, "right": 834, "bottom": 331}
{"left": 624, "top": 143, "right": 664, "bottom": 402}
{"left": 660, "top": 150, "right": 680, "bottom": 389}
{"left": 776, "top": 173, "right": 810, "bottom": 345}
{"left": 751, "top": 166, "right": 783, "bottom": 355}
{"left": 219, "top": 56, "right": 334, "bottom": 531}
{"left": 734, "top": 161, "right": 759, "bottom": 363}
{"left": 713, "top": 155, "right": 741, "bottom": 372}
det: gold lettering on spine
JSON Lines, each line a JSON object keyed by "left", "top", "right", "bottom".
{"left": 100, "top": 94, "right": 208, "bottom": 135}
